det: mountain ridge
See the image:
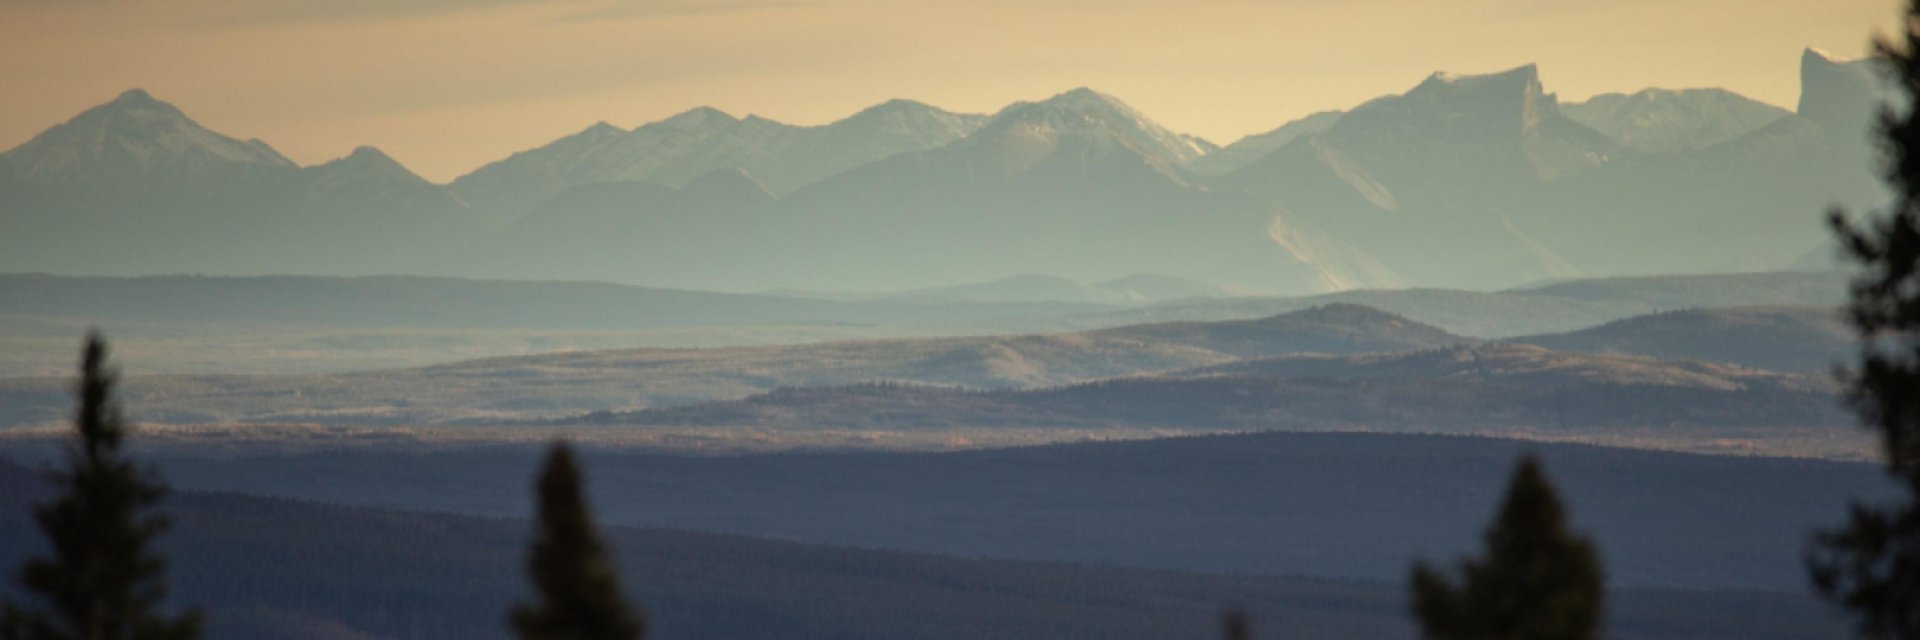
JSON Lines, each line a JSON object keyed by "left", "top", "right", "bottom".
{"left": 0, "top": 54, "right": 1891, "bottom": 292}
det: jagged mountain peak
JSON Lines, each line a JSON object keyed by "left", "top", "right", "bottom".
{"left": 1562, "top": 87, "right": 1789, "bottom": 153}
{"left": 852, "top": 98, "right": 941, "bottom": 116}
{"left": 1045, "top": 86, "right": 1124, "bottom": 108}
{"left": 83, "top": 87, "right": 197, "bottom": 127}
{"left": 1348, "top": 63, "right": 1558, "bottom": 128}
{"left": 581, "top": 121, "right": 625, "bottom": 137}
{"left": 347, "top": 144, "right": 389, "bottom": 159}
{"left": 451, "top": 97, "right": 986, "bottom": 216}
{"left": 835, "top": 99, "right": 987, "bottom": 137}
{"left": 1188, "top": 110, "right": 1345, "bottom": 176}
{"left": 1798, "top": 46, "right": 1891, "bottom": 133}
{"left": 1305, "top": 61, "right": 1615, "bottom": 184}
{"left": 1803, "top": 47, "right": 1855, "bottom": 65}
{"left": 1416, "top": 64, "right": 1542, "bottom": 93}
{"left": 0, "top": 87, "right": 295, "bottom": 186}
{"left": 1394, "top": 64, "right": 1558, "bottom": 125}
{"left": 306, "top": 145, "right": 435, "bottom": 192}
{"left": 971, "top": 87, "right": 1210, "bottom": 169}
{"left": 111, "top": 87, "right": 160, "bottom": 106}
{"left": 327, "top": 145, "right": 411, "bottom": 174}
{"left": 655, "top": 106, "right": 742, "bottom": 130}
{"left": 444, "top": 120, "right": 636, "bottom": 228}
{"left": 840, "top": 99, "right": 979, "bottom": 129}
{"left": 1035, "top": 87, "right": 1173, "bottom": 130}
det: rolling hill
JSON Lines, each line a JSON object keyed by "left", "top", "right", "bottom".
{"left": 1515, "top": 305, "right": 1850, "bottom": 372}
{"left": 0, "top": 268, "right": 1848, "bottom": 382}
{"left": 1053, "top": 270, "right": 1849, "bottom": 338}
{"left": 0, "top": 304, "right": 1472, "bottom": 427}
{"left": 0, "top": 298, "right": 1856, "bottom": 443}
{"left": 570, "top": 343, "right": 1842, "bottom": 433}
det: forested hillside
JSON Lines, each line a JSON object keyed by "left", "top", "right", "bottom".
{"left": 0, "top": 458, "right": 1853, "bottom": 639}
{"left": 129, "top": 432, "right": 1890, "bottom": 590}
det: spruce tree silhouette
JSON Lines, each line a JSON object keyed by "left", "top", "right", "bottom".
{"left": 1409, "top": 455, "right": 1604, "bottom": 640}
{"left": 0, "top": 333, "right": 202, "bottom": 640}
{"left": 511, "top": 442, "right": 647, "bottom": 640}
{"left": 1811, "top": 3, "right": 1920, "bottom": 637}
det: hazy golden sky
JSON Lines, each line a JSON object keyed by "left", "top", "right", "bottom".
{"left": 0, "top": 0, "right": 1904, "bottom": 181}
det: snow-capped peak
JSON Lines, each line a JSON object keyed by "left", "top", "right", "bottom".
{"left": 1412, "top": 64, "right": 1542, "bottom": 97}
{"left": 581, "top": 121, "right": 625, "bottom": 138}
{"left": 0, "top": 88, "right": 295, "bottom": 186}
{"left": 111, "top": 88, "right": 160, "bottom": 106}
{"left": 336, "top": 145, "right": 407, "bottom": 171}
{"left": 654, "top": 106, "right": 741, "bottom": 130}
{"left": 853, "top": 98, "right": 940, "bottom": 116}
{"left": 1803, "top": 47, "right": 1855, "bottom": 65}
{"left": 1798, "top": 45, "right": 1893, "bottom": 129}
{"left": 976, "top": 87, "right": 1210, "bottom": 166}
{"left": 309, "top": 145, "right": 430, "bottom": 184}
{"left": 1045, "top": 86, "right": 1126, "bottom": 110}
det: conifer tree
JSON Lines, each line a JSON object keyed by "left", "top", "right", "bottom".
{"left": 510, "top": 443, "right": 646, "bottom": 640}
{"left": 1408, "top": 455, "right": 1604, "bottom": 640}
{"left": 0, "top": 333, "right": 202, "bottom": 640}
{"left": 1811, "top": 3, "right": 1920, "bottom": 637}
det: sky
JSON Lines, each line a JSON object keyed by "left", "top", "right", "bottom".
{"left": 0, "top": 0, "right": 1905, "bottom": 182}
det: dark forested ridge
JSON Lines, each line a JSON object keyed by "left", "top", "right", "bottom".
{"left": 0, "top": 458, "right": 1854, "bottom": 639}
{"left": 118, "top": 431, "right": 1888, "bottom": 591}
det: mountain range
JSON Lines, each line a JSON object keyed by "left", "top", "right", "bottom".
{"left": 0, "top": 49, "right": 1888, "bottom": 293}
{"left": 448, "top": 100, "right": 989, "bottom": 228}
